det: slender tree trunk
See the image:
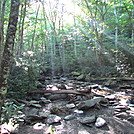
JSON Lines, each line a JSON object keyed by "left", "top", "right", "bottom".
{"left": 132, "top": 2, "right": 134, "bottom": 45}
{"left": 0, "top": 0, "right": 7, "bottom": 68}
{"left": 31, "top": 5, "right": 40, "bottom": 50}
{"left": 114, "top": 2, "right": 118, "bottom": 67}
{"left": 0, "top": 0, "right": 20, "bottom": 123}
{"left": 17, "top": 0, "right": 27, "bottom": 55}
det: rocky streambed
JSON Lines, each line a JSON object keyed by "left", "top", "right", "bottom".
{"left": 1, "top": 75, "right": 134, "bottom": 134}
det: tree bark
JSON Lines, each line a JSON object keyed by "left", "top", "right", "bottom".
{"left": 0, "top": 0, "right": 7, "bottom": 68}
{"left": 0, "top": 0, "right": 20, "bottom": 123}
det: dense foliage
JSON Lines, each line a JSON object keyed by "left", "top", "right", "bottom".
{"left": 0, "top": 0, "right": 134, "bottom": 98}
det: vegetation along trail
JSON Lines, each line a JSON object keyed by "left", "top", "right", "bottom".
{"left": 0, "top": 0, "right": 134, "bottom": 133}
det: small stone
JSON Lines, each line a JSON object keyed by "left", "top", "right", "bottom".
{"left": 74, "top": 109, "right": 84, "bottom": 116}
{"left": 66, "top": 104, "right": 75, "bottom": 109}
{"left": 105, "top": 94, "right": 115, "bottom": 100}
{"left": 80, "top": 115, "right": 96, "bottom": 124}
{"left": 95, "top": 117, "right": 106, "bottom": 127}
{"left": 64, "top": 114, "right": 75, "bottom": 120}
{"left": 30, "top": 103, "right": 42, "bottom": 108}
{"left": 30, "top": 100, "right": 39, "bottom": 104}
{"left": 46, "top": 114, "right": 61, "bottom": 124}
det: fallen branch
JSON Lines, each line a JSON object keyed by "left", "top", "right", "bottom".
{"left": 28, "top": 89, "right": 91, "bottom": 95}
{"left": 91, "top": 77, "right": 134, "bottom": 81}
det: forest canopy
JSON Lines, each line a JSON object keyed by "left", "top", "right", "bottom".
{"left": 0, "top": 0, "right": 134, "bottom": 99}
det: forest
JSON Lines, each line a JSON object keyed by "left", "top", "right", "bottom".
{"left": 0, "top": 0, "right": 134, "bottom": 134}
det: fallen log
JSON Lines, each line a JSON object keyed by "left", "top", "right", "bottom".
{"left": 91, "top": 77, "right": 134, "bottom": 81}
{"left": 27, "top": 89, "right": 91, "bottom": 95}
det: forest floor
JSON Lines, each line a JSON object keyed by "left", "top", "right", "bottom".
{"left": 1, "top": 75, "right": 134, "bottom": 134}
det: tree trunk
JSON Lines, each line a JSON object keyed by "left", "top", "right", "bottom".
{"left": 0, "top": 0, "right": 7, "bottom": 68}
{"left": 0, "top": 0, "right": 20, "bottom": 123}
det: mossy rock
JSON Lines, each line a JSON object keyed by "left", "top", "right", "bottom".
{"left": 71, "top": 71, "right": 81, "bottom": 76}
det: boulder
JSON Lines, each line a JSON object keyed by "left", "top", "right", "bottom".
{"left": 79, "top": 115, "right": 96, "bottom": 124}
{"left": 77, "top": 97, "right": 105, "bottom": 110}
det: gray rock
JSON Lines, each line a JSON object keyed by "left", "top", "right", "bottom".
{"left": 66, "top": 104, "right": 75, "bottom": 109}
{"left": 74, "top": 109, "right": 84, "bottom": 116}
{"left": 27, "top": 108, "right": 39, "bottom": 116}
{"left": 30, "top": 103, "right": 42, "bottom": 108}
{"left": 77, "top": 97, "right": 104, "bottom": 110}
{"left": 30, "top": 100, "right": 39, "bottom": 104}
{"left": 95, "top": 117, "right": 106, "bottom": 127}
{"left": 46, "top": 114, "right": 61, "bottom": 124}
{"left": 80, "top": 115, "right": 96, "bottom": 124}
{"left": 38, "top": 112, "right": 49, "bottom": 118}
{"left": 64, "top": 114, "right": 75, "bottom": 120}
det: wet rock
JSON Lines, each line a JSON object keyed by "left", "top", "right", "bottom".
{"left": 66, "top": 103, "right": 75, "bottom": 109}
{"left": 79, "top": 115, "right": 96, "bottom": 124}
{"left": 95, "top": 117, "right": 106, "bottom": 127}
{"left": 64, "top": 114, "right": 75, "bottom": 120}
{"left": 46, "top": 114, "right": 61, "bottom": 124}
{"left": 77, "top": 97, "right": 105, "bottom": 110}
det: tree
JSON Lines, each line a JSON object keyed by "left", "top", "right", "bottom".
{"left": 0, "top": 0, "right": 20, "bottom": 123}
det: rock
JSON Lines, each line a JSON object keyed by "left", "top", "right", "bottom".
{"left": 33, "top": 123, "right": 45, "bottom": 130}
{"left": 74, "top": 109, "right": 84, "bottom": 116}
{"left": 114, "top": 112, "right": 128, "bottom": 118}
{"left": 27, "top": 108, "right": 39, "bottom": 116}
{"left": 66, "top": 104, "right": 75, "bottom": 109}
{"left": 105, "top": 94, "right": 116, "bottom": 100}
{"left": 51, "top": 86, "right": 59, "bottom": 91}
{"left": 76, "top": 74, "right": 85, "bottom": 81}
{"left": 39, "top": 97, "right": 51, "bottom": 105}
{"left": 1, "top": 121, "right": 19, "bottom": 134}
{"left": 95, "top": 117, "right": 106, "bottom": 127}
{"left": 71, "top": 71, "right": 81, "bottom": 76}
{"left": 77, "top": 97, "right": 105, "bottom": 110}
{"left": 79, "top": 115, "right": 96, "bottom": 124}
{"left": 46, "top": 114, "right": 61, "bottom": 124}
{"left": 30, "top": 100, "right": 39, "bottom": 104}
{"left": 60, "top": 77, "right": 67, "bottom": 81}
{"left": 38, "top": 112, "right": 49, "bottom": 118}
{"left": 64, "top": 114, "right": 75, "bottom": 120}
{"left": 50, "top": 106, "right": 71, "bottom": 115}
{"left": 30, "top": 103, "right": 42, "bottom": 108}
{"left": 57, "top": 84, "right": 66, "bottom": 89}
